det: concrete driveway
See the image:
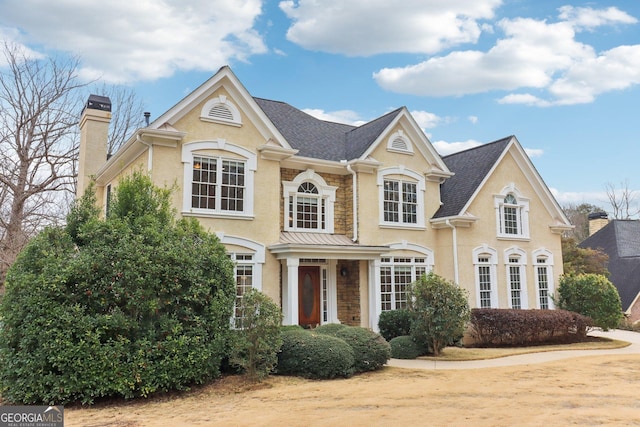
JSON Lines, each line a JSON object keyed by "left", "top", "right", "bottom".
{"left": 386, "top": 329, "right": 640, "bottom": 370}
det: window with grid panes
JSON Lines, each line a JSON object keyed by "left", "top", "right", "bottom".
{"left": 508, "top": 256, "right": 522, "bottom": 309}
{"left": 536, "top": 257, "right": 550, "bottom": 309}
{"left": 232, "top": 254, "right": 254, "bottom": 329}
{"left": 383, "top": 180, "right": 417, "bottom": 224}
{"left": 192, "top": 156, "right": 245, "bottom": 212}
{"left": 379, "top": 257, "right": 430, "bottom": 311}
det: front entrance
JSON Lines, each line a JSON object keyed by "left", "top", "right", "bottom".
{"left": 298, "top": 266, "right": 320, "bottom": 327}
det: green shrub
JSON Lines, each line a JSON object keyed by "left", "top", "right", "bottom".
{"left": 276, "top": 329, "right": 355, "bottom": 379}
{"left": 378, "top": 309, "right": 412, "bottom": 341}
{"left": 556, "top": 274, "right": 623, "bottom": 331}
{"left": 313, "top": 323, "right": 349, "bottom": 335}
{"left": 0, "top": 172, "right": 236, "bottom": 404}
{"left": 410, "top": 272, "right": 470, "bottom": 356}
{"left": 230, "top": 289, "right": 283, "bottom": 381}
{"left": 316, "top": 326, "right": 390, "bottom": 373}
{"left": 389, "top": 335, "right": 427, "bottom": 359}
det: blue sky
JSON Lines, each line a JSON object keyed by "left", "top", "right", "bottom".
{"left": 1, "top": 0, "right": 639, "bottom": 213}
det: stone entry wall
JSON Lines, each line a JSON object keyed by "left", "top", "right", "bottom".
{"left": 337, "top": 260, "right": 360, "bottom": 326}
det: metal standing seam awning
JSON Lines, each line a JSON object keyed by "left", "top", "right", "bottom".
{"left": 268, "top": 232, "right": 390, "bottom": 260}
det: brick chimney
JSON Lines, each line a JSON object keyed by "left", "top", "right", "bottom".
{"left": 588, "top": 212, "right": 609, "bottom": 236}
{"left": 78, "top": 95, "right": 111, "bottom": 198}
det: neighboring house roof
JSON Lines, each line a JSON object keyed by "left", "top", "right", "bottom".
{"left": 254, "top": 97, "right": 402, "bottom": 162}
{"left": 434, "top": 137, "right": 512, "bottom": 218}
{"left": 580, "top": 220, "right": 640, "bottom": 311}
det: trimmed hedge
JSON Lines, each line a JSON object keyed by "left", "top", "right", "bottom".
{"left": 389, "top": 335, "right": 427, "bottom": 359}
{"left": 276, "top": 329, "right": 355, "bottom": 379}
{"left": 469, "top": 308, "right": 593, "bottom": 347}
{"left": 378, "top": 309, "right": 412, "bottom": 341}
{"left": 317, "top": 326, "right": 390, "bottom": 373}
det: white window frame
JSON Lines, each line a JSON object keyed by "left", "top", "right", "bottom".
{"left": 504, "top": 247, "right": 528, "bottom": 309}
{"left": 377, "top": 167, "right": 425, "bottom": 228}
{"left": 200, "top": 95, "right": 242, "bottom": 126}
{"left": 283, "top": 169, "right": 337, "bottom": 233}
{"left": 533, "top": 248, "right": 555, "bottom": 309}
{"left": 379, "top": 244, "right": 434, "bottom": 312}
{"left": 218, "top": 234, "right": 265, "bottom": 329}
{"left": 473, "top": 245, "right": 498, "bottom": 308}
{"left": 494, "top": 184, "right": 530, "bottom": 240}
{"left": 182, "top": 140, "right": 256, "bottom": 219}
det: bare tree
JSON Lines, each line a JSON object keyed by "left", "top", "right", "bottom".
{"left": 562, "top": 203, "right": 606, "bottom": 242}
{"left": 0, "top": 43, "right": 147, "bottom": 284}
{"left": 0, "top": 42, "right": 86, "bottom": 283}
{"left": 605, "top": 180, "right": 640, "bottom": 220}
{"left": 91, "top": 83, "right": 146, "bottom": 156}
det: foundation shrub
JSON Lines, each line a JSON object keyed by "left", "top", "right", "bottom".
{"left": 389, "top": 335, "right": 427, "bottom": 359}
{"left": 0, "top": 174, "right": 236, "bottom": 404}
{"left": 313, "top": 323, "right": 348, "bottom": 335}
{"left": 316, "top": 326, "right": 390, "bottom": 373}
{"left": 556, "top": 274, "right": 623, "bottom": 331}
{"left": 469, "top": 308, "right": 593, "bottom": 347}
{"left": 276, "top": 329, "right": 355, "bottom": 379}
{"left": 378, "top": 309, "right": 412, "bottom": 341}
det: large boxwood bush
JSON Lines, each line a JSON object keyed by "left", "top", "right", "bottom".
{"left": 0, "top": 173, "right": 236, "bottom": 404}
{"left": 378, "top": 309, "right": 412, "bottom": 341}
{"left": 316, "top": 325, "right": 390, "bottom": 373}
{"left": 389, "top": 335, "right": 428, "bottom": 359}
{"left": 276, "top": 329, "right": 355, "bottom": 379}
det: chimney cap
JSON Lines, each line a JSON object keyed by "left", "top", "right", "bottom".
{"left": 588, "top": 212, "right": 608, "bottom": 220}
{"left": 86, "top": 94, "right": 112, "bottom": 112}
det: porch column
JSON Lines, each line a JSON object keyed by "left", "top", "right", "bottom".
{"left": 283, "top": 257, "right": 300, "bottom": 325}
{"left": 369, "top": 259, "right": 382, "bottom": 332}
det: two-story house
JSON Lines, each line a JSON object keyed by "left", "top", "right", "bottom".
{"left": 77, "top": 66, "right": 572, "bottom": 330}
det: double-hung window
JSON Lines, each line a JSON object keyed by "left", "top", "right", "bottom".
{"left": 232, "top": 253, "right": 254, "bottom": 329}
{"left": 495, "top": 187, "right": 530, "bottom": 239}
{"left": 473, "top": 246, "right": 498, "bottom": 308}
{"left": 182, "top": 140, "right": 256, "bottom": 218}
{"left": 505, "top": 248, "right": 528, "bottom": 309}
{"left": 533, "top": 249, "right": 554, "bottom": 309}
{"left": 192, "top": 156, "right": 245, "bottom": 212}
{"left": 378, "top": 168, "right": 425, "bottom": 228}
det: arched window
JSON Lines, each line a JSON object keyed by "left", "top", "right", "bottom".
{"left": 283, "top": 170, "right": 337, "bottom": 233}
{"left": 533, "top": 248, "right": 555, "bottom": 309}
{"left": 495, "top": 185, "right": 529, "bottom": 239}
{"left": 473, "top": 245, "right": 498, "bottom": 308}
{"left": 387, "top": 130, "right": 413, "bottom": 154}
{"left": 504, "top": 247, "right": 528, "bottom": 309}
{"left": 379, "top": 244, "right": 434, "bottom": 312}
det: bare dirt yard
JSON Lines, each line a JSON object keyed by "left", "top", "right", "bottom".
{"left": 66, "top": 351, "right": 640, "bottom": 426}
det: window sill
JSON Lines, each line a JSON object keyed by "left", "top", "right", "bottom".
{"left": 497, "top": 235, "right": 531, "bottom": 241}
{"left": 379, "top": 223, "right": 426, "bottom": 230}
{"left": 182, "top": 210, "right": 254, "bottom": 220}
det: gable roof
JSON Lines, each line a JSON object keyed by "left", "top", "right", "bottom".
{"left": 434, "top": 137, "right": 511, "bottom": 218}
{"left": 254, "top": 97, "right": 403, "bottom": 162}
{"left": 580, "top": 220, "right": 640, "bottom": 310}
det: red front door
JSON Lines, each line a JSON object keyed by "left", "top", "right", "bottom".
{"left": 298, "top": 266, "right": 320, "bottom": 327}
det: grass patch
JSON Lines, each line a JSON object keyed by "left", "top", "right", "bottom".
{"left": 419, "top": 337, "right": 630, "bottom": 361}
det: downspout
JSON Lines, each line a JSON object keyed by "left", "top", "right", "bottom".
{"left": 136, "top": 133, "right": 153, "bottom": 171}
{"left": 346, "top": 164, "right": 358, "bottom": 242}
{"left": 445, "top": 219, "right": 459, "bottom": 284}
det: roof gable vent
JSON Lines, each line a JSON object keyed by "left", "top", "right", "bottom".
{"left": 200, "top": 95, "right": 242, "bottom": 126}
{"left": 387, "top": 130, "right": 413, "bottom": 154}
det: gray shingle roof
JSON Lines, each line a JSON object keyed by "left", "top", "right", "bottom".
{"left": 433, "top": 136, "right": 512, "bottom": 218}
{"left": 254, "top": 97, "right": 402, "bottom": 161}
{"left": 580, "top": 220, "right": 640, "bottom": 310}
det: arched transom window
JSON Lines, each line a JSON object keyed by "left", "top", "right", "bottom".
{"left": 283, "top": 170, "right": 337, "bottom": 233}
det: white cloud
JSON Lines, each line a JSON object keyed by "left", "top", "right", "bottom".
{"left": 549, "top": 188, "right": 611, "bottom": 209}
{"left": 373, "top": 6, "right": 640, "bottom": 106}
{"left": 432, "top": 139, "right": 482, "bottom": 156}
{"left": 0, "top": 0, "right": 266, "bottom": 83}
{"left": 279, "top": 0, "right": 502, "bottom": 56}
{"left": 302, "top": 109, "right": 365, "bottom": 126}
{"left": 410, "top": 110, "right": 442, "bottom": 129}
{"left": 524, "top": 148, "right": 543, "bottom": 158}
{"left": 468, "top": 115, "right": 478, "bottom": 124}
